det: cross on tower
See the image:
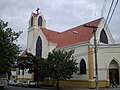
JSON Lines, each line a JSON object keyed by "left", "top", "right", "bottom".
{"left": 36, "top": 8, "right": 39, "bottom": 14}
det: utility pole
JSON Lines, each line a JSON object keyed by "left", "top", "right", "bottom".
{"left": 84, "top": 25, "right": 98, "bottom": 90}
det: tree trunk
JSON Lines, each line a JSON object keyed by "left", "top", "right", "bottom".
{"left": 56, "top": 79, "right": 59, "bottom": 89}
{"left": 34, "top": 69, "right": 39, "bottom": 86}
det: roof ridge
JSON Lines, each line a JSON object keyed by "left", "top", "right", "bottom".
{"left": 61, "top": 18, "right": 102, "bottom": 33}
{"left": 83, "top": 17, "right": 102, "bottom": 26}
{"left": 41, "top": 27, "right": 60, "bottom": 34}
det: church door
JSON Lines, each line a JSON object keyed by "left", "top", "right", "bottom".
{"left": 109, "top": 60, "right": 119, "bottom": 85}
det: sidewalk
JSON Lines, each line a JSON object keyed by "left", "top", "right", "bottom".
{"left": 63, "top": 85, "right": 120, "bottom": 90}
{"left": 35, "top": 85, "right": 120, "bottom": 90}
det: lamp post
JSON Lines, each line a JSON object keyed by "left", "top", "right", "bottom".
{"left": 84, "top": 25, "right": 98, "bottom": 90}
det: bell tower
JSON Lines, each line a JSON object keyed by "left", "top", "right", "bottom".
{"left": 28, "top": 8, "right": 46, "bottom": 30}
{"left": 27, "top": 8, "right": 46, "bottom": 50}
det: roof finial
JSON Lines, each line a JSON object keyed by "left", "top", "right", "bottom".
{"left": 36, "top": 8, "right": 39, "bottom": 14}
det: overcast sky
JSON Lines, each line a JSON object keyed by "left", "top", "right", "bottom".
{"left": 0, "top": 0, "right": 120, "bottom": 51}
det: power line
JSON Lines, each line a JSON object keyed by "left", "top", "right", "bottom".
{"left": 74, "top": 0, "right": 120, "bottom": 57}
{"left": 107, "top": 0, "right": 119, "bottom": 26}
{"left": 103, "top": 0, "right": 115, "bottom": 29}
{"left": 97, "top": 0, "right": 116, "bottom": 45}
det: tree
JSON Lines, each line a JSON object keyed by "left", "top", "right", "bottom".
{"left": 0, "top": 19, "right": 22, "bottom": 78}
{"left": 46, "top": 49, "right": 78, "bottom": 89}
{"left": 17, "top": 53, "right": 45, "bottom": 83}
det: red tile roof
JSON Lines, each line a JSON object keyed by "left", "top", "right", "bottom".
{"left": 41, "top": 28, "right": 60, "bottom": 43}
{"left": 41, "top": 18, "right": 101, "bottom": 48}
{"left": 32, "top": 13, "right": 39, "bottom": 17}
{"left": 21, "top": 49, "right": 27, "bottom": 56}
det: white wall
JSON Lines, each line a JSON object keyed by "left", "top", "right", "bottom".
{"left": 49, "top": 42, "right": 57, "bottom": 52}
{"left": 97, "top": 45, "right": 120, "bottom": 80}
{"left": 17, "top": 69, "right": 32, "bottom": 79}
{"left": 28, "top": 27, "right": 50, "bottom": 58}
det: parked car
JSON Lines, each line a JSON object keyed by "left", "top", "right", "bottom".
{"left": 22, "top": 81, "right": 28, "bottom": 87}
{"left": 17, "top": 81, "right": 23, "bottom": 86}
{"left": 8, "top": 80, "right": 18, "bottom": 86}
{"left": 27, "top": 81, "right": 36, "bottom": 87}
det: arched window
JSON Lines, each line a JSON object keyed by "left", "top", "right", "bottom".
{"left": 35, "top": 36, "right": 44, "bottom": 81}
{"left": 36, "top": 36, "right": 42, "bottom": 57}
{"left": 80, "top": 59, "right": 86, "bottom": 74}
{"left": 100, "top": 29, "right": 108, "bottom": 44}
{"left": 31, "top": 16, "right": 33, "bottom": 26}
{"left": 38, "top": 16, "right": 42, "bottom": 26}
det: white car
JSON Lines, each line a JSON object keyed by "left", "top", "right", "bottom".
{"left": 17, "top": 81, "right": 23, "bottom": 86}
{"left": 8, "top": 80, "right": 18, "bottom": 86}
{"left": 22, "top": 81, "right": 28, "bottom": 87}
{"left": 27, "top": 81, "right": 36, "bottom": 87}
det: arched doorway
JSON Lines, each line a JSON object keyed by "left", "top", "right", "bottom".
{"left": 109, "top": 60, "right": 119, "bottom": 85}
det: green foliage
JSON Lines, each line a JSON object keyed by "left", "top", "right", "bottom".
{"left": 46, "top": 49, "right": 78, "bottom": 88}
{"left": 18, "top": 53, "right": 44, "bottom": 73}
{"left": 17, "top": 53, "right": 45, "bottom": 81}
{"left": 0, "top": 19, "right": 22, "bottom": 73}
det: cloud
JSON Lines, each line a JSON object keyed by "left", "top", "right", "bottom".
{"left": 0, "top": 0, "right": 120, "bottom": 50}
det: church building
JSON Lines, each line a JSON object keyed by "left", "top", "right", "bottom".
{"left": 17, "top": 10, "right": 120, "bottom": 88}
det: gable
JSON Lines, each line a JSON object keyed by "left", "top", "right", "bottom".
{"left": 89, "top": 18, "right": 115, "bottom": 45}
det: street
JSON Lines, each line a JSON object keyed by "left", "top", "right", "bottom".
{"left": 4, "top": 86, "right": 50, "bottom": 90}
{"left": 3, "top": 85, "right": 120, "bottom": 90}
